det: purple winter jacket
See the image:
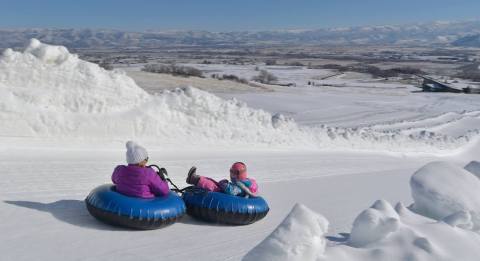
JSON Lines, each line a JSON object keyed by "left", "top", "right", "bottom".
{"left": 112, "top": 165, "right": 170, "bottom": 198}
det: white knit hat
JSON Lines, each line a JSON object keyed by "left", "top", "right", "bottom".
{"left": 125, "top": 141, "right": 148, "bottom": 164}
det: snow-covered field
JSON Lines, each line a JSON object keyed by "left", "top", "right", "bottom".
{"left": 1, "top": 40, "right": 480, "bottom": 261}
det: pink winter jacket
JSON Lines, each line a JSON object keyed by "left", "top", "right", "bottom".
{"left": 112, "top": 165, "right": 170, "bottom": 198}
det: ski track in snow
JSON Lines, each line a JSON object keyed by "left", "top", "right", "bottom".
{"left": 370, "top": 110, "right": 480, "bottom": 135}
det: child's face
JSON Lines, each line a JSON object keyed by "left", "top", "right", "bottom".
{"left": 230, "top": 169, "right": 247, "bottom": 181}
{"left": 138, "top": 158, "right": 148, "bottom": 167}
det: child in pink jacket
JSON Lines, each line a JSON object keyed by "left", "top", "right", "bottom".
{"left": 186, "top": 162, "right": 258, "bottom": 197}
{"left": 112, "top": 141, "right": 169, "bottom": 199}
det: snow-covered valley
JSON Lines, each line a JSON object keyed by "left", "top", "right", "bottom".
{"left": 1, "top": 40, "right": 480, "bottom": 261}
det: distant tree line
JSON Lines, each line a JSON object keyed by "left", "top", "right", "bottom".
{"left": 252, "top": 70, "right": 278, "bottom": 84}
{"left": 265, "top": 59, "right": 277, "bottom": 66}
{"left": 142, "top": 63, "right": 203, "bottom": 77}
{"left": 211, "top": 74, "right": 249, "bottom": 84}
{"left": 318, "top": 64, "right": 425, "bottom": 78}
{"left": 286, "top": 61, "right": 305, "bottom": 66}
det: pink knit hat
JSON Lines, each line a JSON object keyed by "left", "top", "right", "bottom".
{"left": 230, "top": 162, "right": 248, "bottom": 180}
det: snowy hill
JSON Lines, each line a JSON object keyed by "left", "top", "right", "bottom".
{"left": 1, "top": 39, "right": 478, "bottom": 153}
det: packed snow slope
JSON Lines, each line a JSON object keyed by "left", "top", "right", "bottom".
{"left": 245, "top": 161, "right": 480, "bottom": 261}
{"left": 0, "top": 39, "right": 478, "bottom": 154}
{"left": 0, "top": 148, "right": 437, "bottom": 261}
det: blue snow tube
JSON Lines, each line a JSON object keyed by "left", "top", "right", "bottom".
{"left": 182, "top": 187, "right": 269, "bottom": 225}
{"left": 85, "top": 184, "right": 185, "bottom": 230}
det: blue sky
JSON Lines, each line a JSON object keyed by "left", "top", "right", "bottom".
{"left": 0, "top": 0, "right": 479, "bottom": 31}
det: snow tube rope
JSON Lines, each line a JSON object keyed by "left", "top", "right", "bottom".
{"left": 85, "top": 184, "right": 186, "bottom": 230}
{"left": 182, "top": 186, "right": 269, "bottom": 225}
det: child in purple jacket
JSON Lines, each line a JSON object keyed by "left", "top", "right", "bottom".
{"left": 112, "top": 141, "right": 169, "bottom": 198}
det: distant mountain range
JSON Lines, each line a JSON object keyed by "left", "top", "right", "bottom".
{"left": 452, "top": 34, "right": 480, "bottom": 47}
{"left": 1, "top": 20, "right": 480, "bottom": 49}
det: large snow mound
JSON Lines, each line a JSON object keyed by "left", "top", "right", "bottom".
{"left": 243, "top": 203, "right": 329, "bottom": 261}
{"left": 0, "top": 38, "right": 148, "bottom": 113}
{"left": 245, "top": 201, "right": 480, "bottom": 261}
{"left": 410, "top": 161, "right": 480, "bottom": 230}
{"left": 0, "top": 39, "right": 477, "bottom": 152}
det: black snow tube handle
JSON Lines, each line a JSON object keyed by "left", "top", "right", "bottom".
{"left": 148, "top": 164, "right": 183, "bottom": 193}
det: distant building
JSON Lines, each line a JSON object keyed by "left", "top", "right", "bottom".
{"left": 419, "top": 76, "right": 463, "bottom": 93}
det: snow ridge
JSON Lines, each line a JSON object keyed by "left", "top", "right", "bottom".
{"left": 0, "top": 40, "right": 478, "bottom": 154}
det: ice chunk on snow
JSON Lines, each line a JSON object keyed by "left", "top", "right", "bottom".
{"left": 410, "top": 161, "right": 480, "bottom": 230}
{"left": 348, "top": 200, "right": 400, "bottom": 247}
{"left": 465, "top": 161, "right": 480, "bottom": 179}
{"left": 243, "top": 203, "right": 329, "bottom": 261}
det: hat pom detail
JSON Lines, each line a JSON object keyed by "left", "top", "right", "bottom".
{"left": 126, "top": 140, "right": 136, "bottom": 149}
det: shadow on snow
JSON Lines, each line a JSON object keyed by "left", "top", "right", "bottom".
{"left": 4, "top": 199, "right": 124, "bottom": 231}
{"left": 4, "top": 199, "right": 231, "bottom": 230}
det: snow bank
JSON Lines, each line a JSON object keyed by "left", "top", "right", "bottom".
{"left": 0, "top": 39, "right": 148, "bottom": 113}
{"left": 243, "top": 204, "right": 329, "bottom": 261}
{"left": 348, "top": 200, "right": 400, "bottom": 247}
{"left": 465, "top": 161, "right": 480, "bottom": 179}
{"left": 245, "top": 201, "right": 480, "bottom": 261}
{"left": 410, "top": 161, "right": 480, "bottom": 230}
{"left": 0, "top": 39, "right": 477, "bottom": 153}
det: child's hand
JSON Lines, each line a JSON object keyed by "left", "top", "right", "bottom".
{"left": 236, "top": 181, "right": 257, "bottom": 197}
